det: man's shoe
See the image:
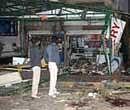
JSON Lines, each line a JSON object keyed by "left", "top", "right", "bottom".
{"left": 54, "top": 91, "right": 60, "bottom": 95}
{"left": 49, "top": 93, "right": 56, "bottom": 98}
{"left": 31, "top": 95, "right": 40, "bottom": 99}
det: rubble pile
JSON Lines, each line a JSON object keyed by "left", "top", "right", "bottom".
{"left": 70, "top": 56, "right": 109, "bottom": 76}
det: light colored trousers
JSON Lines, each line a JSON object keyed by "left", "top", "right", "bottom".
{"left": 32, "top": 66, "right": 41, "bottom": 96}
{"left": 48, "top": 62, "right": 58, "bottom": 95}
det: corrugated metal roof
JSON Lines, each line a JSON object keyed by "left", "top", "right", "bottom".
{"left": 0, "top": 0, "right": 108, "bottom": 16}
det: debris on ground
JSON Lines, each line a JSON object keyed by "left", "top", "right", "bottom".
{"left": 0, "top": 69, "right": 130, "bottom": 110}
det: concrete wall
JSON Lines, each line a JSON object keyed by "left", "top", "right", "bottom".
{"left": 0, "top": 36, "right": 19, "bottom": 57}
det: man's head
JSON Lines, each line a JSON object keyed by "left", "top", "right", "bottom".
{"left": 51, "top": 35, "right": 62, "bottom": 44}
{"left": 51, "top": 36, "right": 57, "bottom": 43}
{"left": 31, "top": 38, "right": 40, "bottom": 46}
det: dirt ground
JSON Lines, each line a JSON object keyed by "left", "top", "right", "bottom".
{"left": 1, "top": 80, "right": 130, "bottom": 110}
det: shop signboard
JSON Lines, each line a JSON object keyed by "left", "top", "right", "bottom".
{"left": 110, "top": 17, "right": 126, "bottom": 44}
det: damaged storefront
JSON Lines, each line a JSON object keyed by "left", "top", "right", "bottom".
{"left": 0, "top": 1, "right": 130, "bottom": 110}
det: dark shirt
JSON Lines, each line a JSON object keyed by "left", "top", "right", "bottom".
{"left": 44, "top": 43, "right": 60, "bottom": 65}
{"left": 30, "top": 46, "right": 41, "bottom": 67}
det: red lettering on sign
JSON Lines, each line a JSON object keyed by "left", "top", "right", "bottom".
{"left": 111, "top": 30, "right": 118, "bottom": 38}
{"left": 111, "top": 22, "right": 120, "bottom": 39}
{"left": 112, "top": 22, "right": 120, "bottom": 29}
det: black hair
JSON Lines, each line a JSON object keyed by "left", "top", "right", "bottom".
{"left": 51, "top": 36, "right": 57, "bottom": 43}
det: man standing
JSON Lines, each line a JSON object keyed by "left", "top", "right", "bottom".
{"left": 30, "top": 39, "right": 41, "bottom": 98}
{"left": 44, "top": 36, "right": 60, "bottom": 98}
